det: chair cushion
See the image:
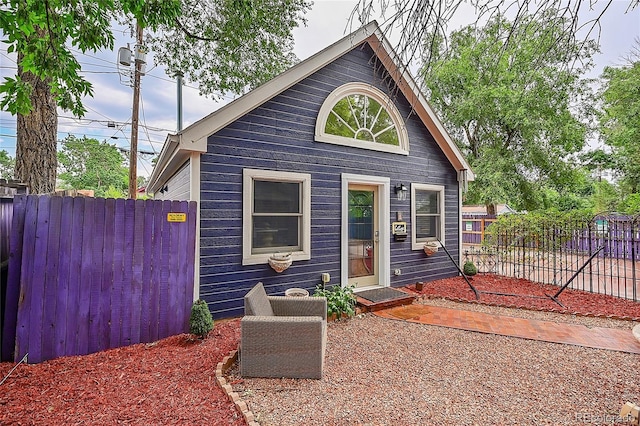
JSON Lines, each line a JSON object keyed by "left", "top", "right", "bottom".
{"left": 244, "top": 282, "right": 274, "bottom": 316}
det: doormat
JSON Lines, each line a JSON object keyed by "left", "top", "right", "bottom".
{"left": 356, "top": 287, "right": 410, "bottom": 303}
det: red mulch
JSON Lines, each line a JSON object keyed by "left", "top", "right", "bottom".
{"left": 0, "top": 319, "right": 243, "bottom": 426}
{"left": 407, "top": 274, "right": 640, "bottom": 320}
{"left": 1, "top": 275, "right": 639, "bottom": 425}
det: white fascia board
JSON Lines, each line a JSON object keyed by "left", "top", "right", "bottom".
{"left": 147, "top": 134, "right": 180, "bottom": 193}
{"left": 150, "top": 20, "right": 475, "bottom": 188}
{"left": 150, "top": 22, "right": 381, "bottom": 189}
{"left": 177, "top": 22, "right": 381, "bottom": 147}
{"left": 368, "top": 34, "right": 475, "bottom": 181}
{"left": 147, "top": 132, "right": 207, "bottom": 194}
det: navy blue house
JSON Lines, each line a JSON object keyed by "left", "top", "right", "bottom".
{"left": 148, "top": 22, "right": 474, "bottom": 319}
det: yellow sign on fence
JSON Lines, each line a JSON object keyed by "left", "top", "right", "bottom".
{"left": 167, "top": 212, "right": 187, "bottom": 222}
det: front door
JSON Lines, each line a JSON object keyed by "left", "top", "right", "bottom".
{"left": 348, "top": 185, "right": 379, "bottom": 288}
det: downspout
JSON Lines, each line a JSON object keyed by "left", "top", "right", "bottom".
{"left": 190, "top": 150, "right": 201, "bottom": 302}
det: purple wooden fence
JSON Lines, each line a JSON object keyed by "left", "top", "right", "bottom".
{"left": 462, "top": 214, "right": 498, "bottom": 246}
{"left": 571, "top": 216, "right": 640, "bottom": 260}
{"left": 1, "top": 198, "right": 15, "bottom": 362}
{"left": 1, "top": 195, "right": 197, "bottom": 363}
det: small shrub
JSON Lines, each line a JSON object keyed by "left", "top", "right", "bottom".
{"left": 313, "top": 284, "right": 356, "bottom": 319}
{"left": 189, "top": 299, "right": 214, "bottom": 339}
{"left": 463, "top": 260, "right": 478, "bottom": 276}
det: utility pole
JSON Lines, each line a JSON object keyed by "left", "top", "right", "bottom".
{"left": 176, "top": 71, "right": 183, "bottom": 132}
{"left": 129, "top": 22, "right": 144, "bottom": 199}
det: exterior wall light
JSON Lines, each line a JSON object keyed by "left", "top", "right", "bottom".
{"left": 395, "top": 183, "right": 408, "bottom": 201}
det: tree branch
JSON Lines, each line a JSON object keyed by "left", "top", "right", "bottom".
{"left": 174, "top": 18, "right": 220, "bottom": 42}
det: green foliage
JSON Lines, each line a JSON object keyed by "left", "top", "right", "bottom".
{"left": 484, "top": 210, "right": 594, "bottom": 251}
{"left": 421, "top": 12, "right": 597, "bottom": 212}
{"left": 579, "top": 149, "right": 616, "bottom": 175}
{"left": 1, "top": 0, "right": 307, "bottom": 196}
{"left": 590, "top": 180, "right": 618, "bottom": 213}
{"left": 57, "top": 135, "right": 128, "bottom": 197}
{"left": 618, "top": 193, "right": 640, "bottom": 215}
{"left": 0, "top": 150, "right": 15, "bottom": 180}
{"left": 600, "top": 55, "right": 640, "bottom": 193}
{"left": 540, "top": 182, "right": 594, "bottom": 212}
{"left": 146, "top": 0, "right": 311, "bottom": 98}
{"left": 313, "top": 284, "right": 356, "bottom": 319}
{"left": 103, "top": 185, "right": 127, "bottom": 199}
{"left": 354, "top": 0, "right": 619, "bottom": 77}
{"left": 462, "top": 260, "right": 477, "bottom": 276}
{"left": 0, "top": 0, "right": 181, "bottom": 116}
{"left": 189, "top": 299, "right": 214, "bottom": 339}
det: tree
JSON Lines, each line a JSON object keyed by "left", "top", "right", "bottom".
{"left": 419, "top": 13, "right": 597, "bottom": 211}
{"left": 57, "top": 135, "right": 129, "bottom": 198}
{"left": 351, "top": 0, "right": 638, "bottom": 71}
{"left": 590, "top": 180, "right": 619, "bottom": 213}
{"left": 1, "top": 0, "right": 181, "bottom": 194}
{"left": 146, "top": 0, "right": 311, "bottom": 98}
{"left": 1, "top": 0, "right": 310, "bottom": 193}
{"left": 599, "top": 46, "right": 640, "bottom": 194}
{"left": 540, "top": 167, "right": 595, "bottom": 212}
{"left": 579, "top": 148, "right": 616, "bottom": 182}
{"left": 0, "top": 150, "right": 15, "bottom": 180}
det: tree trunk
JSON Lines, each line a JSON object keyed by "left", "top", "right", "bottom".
{"left": 15, "top": 54, "right": 57, "bottom": 194}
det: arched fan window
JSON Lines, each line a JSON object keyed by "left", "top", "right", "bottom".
{"left": 315, "top": 83, "right": 409, "bottom": 155}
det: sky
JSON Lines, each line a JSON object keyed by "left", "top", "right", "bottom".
{"left": 0, "top": 0, "right": 639, "bottom": 178}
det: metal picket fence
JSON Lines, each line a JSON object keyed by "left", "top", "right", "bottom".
{"left": 462, "top": 214, "right": 640, "bottom": 302}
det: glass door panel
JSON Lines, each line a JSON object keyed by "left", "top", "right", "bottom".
{"left": 348, "top": 186, "right": 378, "bottom": 288}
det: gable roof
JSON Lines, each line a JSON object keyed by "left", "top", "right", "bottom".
{"left": 147, "top": 21, "right": 474, "bottom": 193}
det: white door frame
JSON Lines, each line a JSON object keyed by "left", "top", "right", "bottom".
{"left": 341, "top": 173, "right": 390, "bottom": 289}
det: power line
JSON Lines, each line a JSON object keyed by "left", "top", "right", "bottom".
{"left": 1, "top": 126, "right": 165, "bottom": 146}
{"left": 139, "top": 96, "right": 158, "bottom": 155}
{"left": 2, "top": 110, "right": 173, "bottom": 132}
{"left": 57, "top": 115, "right": 174, "bottom": 132}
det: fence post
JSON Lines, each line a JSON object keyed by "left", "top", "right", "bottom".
{"left": 632, "top": 216, "right": 637, "bottom": 301}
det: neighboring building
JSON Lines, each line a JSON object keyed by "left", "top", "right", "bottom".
{"left": 148, "top": 22, "right": 474, "bottom": 318}
{"left": 461, "top": 204, "right": 518, "bottom": 247}
{"left": 462, "top": 204, "right": 518, "bottom": 216}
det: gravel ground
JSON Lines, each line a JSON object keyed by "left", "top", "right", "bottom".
{"left": 228, "top": 299, "right": 639, "bottom": 426}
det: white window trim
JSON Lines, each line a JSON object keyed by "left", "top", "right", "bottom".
{"left": 340, "top": 173, "right": 391, "bottom": 288}
{"left": 411, "top": 183, "right": 446, "bottom": 250}
{"left": 242, "top": 169, "right": 311, "bottom": 265}
{"left": 315, "top": 82, "right": 409, "bottom": 155}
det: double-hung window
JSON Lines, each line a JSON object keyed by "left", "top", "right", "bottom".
{"left": 411, "top": 183, "right": 445, "bottom": 250}
{"left": 242, "top": 169, "right": 311, "bottom": 265}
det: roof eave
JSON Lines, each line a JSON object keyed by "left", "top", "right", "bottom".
{"left": 364, "top": 34, "right": 474, "bottom": 180}
{"left": 149, "top": 20, "right": 475, "bottom": 186}
{"left": 178, "top": 21, "right": 382, "bottom": 149}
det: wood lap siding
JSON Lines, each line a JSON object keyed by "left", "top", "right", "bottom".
{"left": 199, "top": 42, "right": 460, "bottom": 318}
{"left": 155, "top": 161, "right": 190, "bottom": 201}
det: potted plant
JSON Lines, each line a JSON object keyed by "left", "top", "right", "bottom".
{"left": 313, "top": 284, "right": 356, "bottom": 320}
{"left": 423, "top": 241, "right": 439, "bottom": 256}
{"left": 285, "top": 287, "right": 309, "bottom": 297}
{"left": 268, "top": 252, "right": 292, "bottom": 273}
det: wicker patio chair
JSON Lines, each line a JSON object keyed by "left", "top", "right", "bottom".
{"left": 240, "top": 282, "right": 327, "bottom": 379}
